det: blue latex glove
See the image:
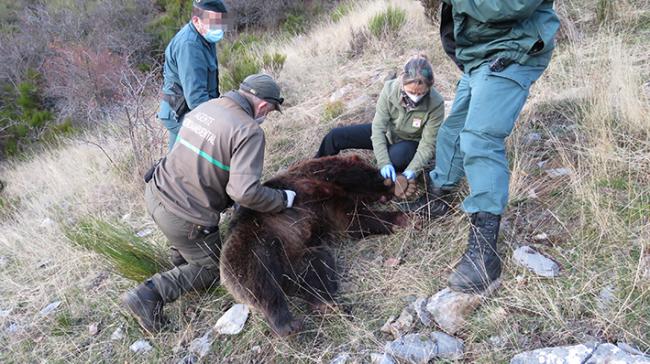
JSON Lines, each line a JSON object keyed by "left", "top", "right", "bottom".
{"left": 380, "top": 164, "right": 397, "bottom": 182}
{"left": 403, "top": 170, "right": 416, "bottom": 180}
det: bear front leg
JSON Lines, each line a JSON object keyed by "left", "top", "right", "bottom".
{"left": 293, "top": 247, "right": 339, "bottom": 312}
{"left": 346, "top": 210, "right": 409, "bottom": 239}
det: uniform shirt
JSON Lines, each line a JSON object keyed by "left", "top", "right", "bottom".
{"left": 371, "top": 79, "right": 445, "bottom": 173}
{"left": 151, "top": 92, "right": 285, "bottom": 226}
{"left": 161, "top": 22, "right": 219, "bottom": 111}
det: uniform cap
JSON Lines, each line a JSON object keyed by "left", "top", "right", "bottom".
{"left": 240, "top": 74, "right": 284, "bottom": 112}
{"left": 193, "top": 0, "right": 227, "bottom": 13}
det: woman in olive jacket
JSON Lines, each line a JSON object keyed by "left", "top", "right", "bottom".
{"left": 316, "top": 54, "right": 444, "bottom": 183}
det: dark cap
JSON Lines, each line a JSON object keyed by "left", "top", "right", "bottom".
{"left": 239, "top": 73, "right": 284, "bottom": 112}
{"left": 193, "top": 0, "right": 227, "bottom": 13}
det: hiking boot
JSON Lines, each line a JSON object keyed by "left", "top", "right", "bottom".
{"left": 170, "top": 247, "right": 187, "bottom": 267}
{"left": 400, "top": 174, "right": 454, "bottom": 219}
{"left": 121, "top": 281, "right": 166, "bottom": 334}
{"left": 448, "top": 212, "right": 502, "bottom": 293}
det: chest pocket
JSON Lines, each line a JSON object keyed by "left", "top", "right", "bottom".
{"left": 403, "top": 111, "right": 427, "bottom": 135}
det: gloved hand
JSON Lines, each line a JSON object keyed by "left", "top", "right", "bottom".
{"left": 283, "top": 190, "right": 296, "bottom": 208}
{"left": 380, "top": 164, "right": 396, "bottom": 182}
{"left": 402, "top": 170, "right": 416, "bottom": 180}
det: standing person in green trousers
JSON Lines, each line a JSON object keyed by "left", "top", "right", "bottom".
{"left": 408, "top": 0, "right": 560, "bottom": 292}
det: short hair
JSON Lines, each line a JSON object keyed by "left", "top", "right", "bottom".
{"left": 192, "top": 7, "right": 205, "bottom": 19}
{"left": 402, "top": 54, "right": 434, "bottom": 87}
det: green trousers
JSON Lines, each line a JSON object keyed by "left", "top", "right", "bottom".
{"left": 429, "top": 63, "right": 548, "bottom": 215}
{"left": 144, "top": 182, "right": 221, "bottom": 303}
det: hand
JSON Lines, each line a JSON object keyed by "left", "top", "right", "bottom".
{"left": 283, "top": 190, "right": 296, "bottom": 208}
{"left": 380, "top": 164, "right": 396, "bottom": 182}
{"left": 403, "top": 170, "right": 416, "bottom": 180}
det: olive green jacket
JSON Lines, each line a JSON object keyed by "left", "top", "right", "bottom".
{"left": 441, "top": 0, "right": 560, "bottom": 72}
{"left": 371, "top": 79, "right": 445, "bottom": 173}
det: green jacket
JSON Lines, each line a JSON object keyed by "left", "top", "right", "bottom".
{"left": 371, "top": 79, "right": 445, "bottom": 173}
{"left": 441, "top": 0, "right": 560, "bottom": 72}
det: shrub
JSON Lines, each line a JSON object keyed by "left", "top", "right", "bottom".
{"left": 322, "top": 100, "right": 346, "bottom": 122}
{"left": 419, "top": 0, "right": 442, "bottom": 24}
{"left": 331, "top": 2, "right": 353, "bottom": 23}
{"left": 261, "top": 52, "right": 287, "bottom": 78}
{"left": 64, "top": 218, "right": 170, "bottom": 282}
{"left": 218, "top": 36, "right": 262, "bottom": 92}
{"left": 368, "top": 6, "right": 407, "bottom": 39}
{"left": 282, "top": 10, "right": 308, "bottom": 35}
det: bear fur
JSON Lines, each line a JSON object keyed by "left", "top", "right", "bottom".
{"left": 219, "top": 154, "right": 407, "bottom": 336}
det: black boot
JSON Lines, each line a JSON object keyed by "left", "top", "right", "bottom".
{"left": 401, "top": 174, "right": 454, "bottom": 219}
{"left": 121, "top": 280, "right": 166, "bottom": 334}
{"left": 448, "top": 212, "right": 502, "bottom": 293}
{"left": 170, "top": 247, "right": 187, "bottom": 267}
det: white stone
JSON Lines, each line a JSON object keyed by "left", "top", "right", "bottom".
{"left": 214, "top": 304, "right": 249, "bottom": 335}
{"left": 527, "top": 189, "right": 539, "bottom": 199}
{"left": 135, "top": 228, "right": 154, "bottom": 238}
{"left": 533, "top": 233, "right": 548, "bottom": 241}
{"left": 381, "top": 307, "right": 415, "bottom": 338}
{"left": 0, "top": 256, "right": 8, "bottom": 268}
{"left": 6, "top": 322, "right": 19, "bottom": 334}
{"left": 370, "top": 352, "right": 396, "bottom": 364}
{"left": 589, "top": 343, "right": 650, "bottom": 363}
{"left": 510, "top": 342, "right": 597, "bottom": 364}
{"left": 617, "top": 342, "right": 650, "bottom": 358}
{"left": 385, "top": 333, "right": 437, "bottom": 364}
{"left": 40, "top": 218, "right": 55, "bottom": 228}
{"left": 525, "top": 132, "right": 542, "bottom": 144}
{"left": 130, "top": 339, "right": 153, "bottom": 354}
{"left": 329, "top": 353, "right": 350, "bottom": 364}
{"left": 425, "top": 282, "right": 500, "bottom": 335}
{"left": 110, "top": 327, "right": 124, "bottom": 341}
{"left": 431, "top": 331, "right": 464, "bottom": 360}
{"left": 597, "top": 285, "right": 616, "bottom": 311}
{"left": 546, "top": 168, "right": 572, "bottom": 178}
{"left": 513, "top": 246, "right": 560, "bottom": 277}
{"left": 640, "top": 255, "right": 650, "bottom": 282}
{"left": 88, "top": 322, "right": 99, "bottom": 336}
{"left": 189, "top": 330, "right": 214, "bottom": 358}
{"left": 412, "top": 297, "right": 432, "bottom": 326}
{"left": 39, "top": 301, "right": 62, "bottom": 316}
{"left": 0, "top": 308, "right": 11, "bottom": 317}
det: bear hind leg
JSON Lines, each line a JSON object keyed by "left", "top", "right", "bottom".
{"left": 293, "top": 247, "right": 339, "bottom": 312}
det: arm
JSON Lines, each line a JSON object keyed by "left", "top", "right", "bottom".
{"left": 450, "top": 0, "right": 544, "bottom": 23}
{"left": 176, "top": 42, "right": 211, "bottom": 110}
{"left": 226, "top": 129, "right": 286, "bottom": 213}
{"left": 371, "top": 83, "right": 393, "bottom": 168}
{"left": 405, "top": 97, "right": 445, "bottom": 173}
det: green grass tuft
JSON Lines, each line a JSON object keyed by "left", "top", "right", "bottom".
{"left": 368, "top": 6, "right": 406, "bottom": 39}
{"left": 63, "top": 218, "right": 170, "bottom": 281}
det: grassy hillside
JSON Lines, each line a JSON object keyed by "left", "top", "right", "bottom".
{"left": 0, "top": 0, "right": 648, "bottom": 362}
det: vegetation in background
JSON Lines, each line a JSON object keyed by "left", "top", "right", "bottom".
{"left": 322, "top": 100, "right": 346, "bottom": 122}
{"left": 331, "top": 2, "right": 354, "bottom": 22}
{"left": 368, "top": 6, "right": 406, "bottom": 39}
{"left": 64, "top": 218, "right": 170, "bottom": 282}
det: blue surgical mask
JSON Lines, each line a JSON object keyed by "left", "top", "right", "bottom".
{"left": 204, "top": 28, "right": 224, "bottom": 43}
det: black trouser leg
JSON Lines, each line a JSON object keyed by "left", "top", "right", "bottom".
{"left": 387, "top": 140, "right": 419, "bottom": 172}
{"left": 315, "top": 124, "right": 373, "bottom": 157}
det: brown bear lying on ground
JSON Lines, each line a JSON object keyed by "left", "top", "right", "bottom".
{"left": 219, "top": 154, "right": 408, "bottom": 337}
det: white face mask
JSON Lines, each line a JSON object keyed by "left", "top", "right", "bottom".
{"left": 405, "top": 91, "right": 425, "bottom": 104}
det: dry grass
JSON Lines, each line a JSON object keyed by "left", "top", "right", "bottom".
{"left": 0, "top": 0, "right": 649, "bottom": 362}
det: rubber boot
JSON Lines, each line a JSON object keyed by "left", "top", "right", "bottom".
{"left": 448, "top": 212, "right": 502, "bottom": 293}
{"left": 121, "top": 280, "right": 166, "bottom": 334}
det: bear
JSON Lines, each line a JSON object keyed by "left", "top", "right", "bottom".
{"left": 219, "top": 154, "right": 408, "bottom": 337}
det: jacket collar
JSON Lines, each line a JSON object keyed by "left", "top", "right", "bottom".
{"left": 224, "top": 91, "right": 255, "bottom": 118}
{"left": 188, "top": 21, "right": 211, "bottom": 48}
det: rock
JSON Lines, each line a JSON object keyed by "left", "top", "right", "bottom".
{"left": 617, "top": 342, "right": 650, "bottom": 357}
{"left": 329, "top": 353, "right": 350, "bottom": 364}
{"left": 425, "top": 282, "right": 500, "bottom": 335}
{"left": 430, "top": 331, "right": 464, "bottom": 360}
{"left": 88, "top": 322, "right": 99, "bottom": 336}
{"left": 513, "top": 246, "right": 560, "bottom": 277}
{"left": 527, "top": 189, "right": 539, "bottom": 199}
{"left": 597, "top": 285, "right": 616, "bottom": 311}
{"left": 385, "top": 333, "right": 437, "bottom": 364}
{"left": 525, "top": 132, "right": 542, "bottom": 145}
{"left": 177, "top": 354, "right": 198, "bottom": 364}
{"left": 130, "top": 339, "right": 153, "bottom": 354}
{"left": 589, "top": 343, "right": 650, "bottom": 363}
{"left": 412, "top": 297, "right": 432, "bottom": 326}
{"left": 330, "top": 84, "right": 353, "bottom": 102}
{"left": 640, "top": 255, "right": 650, "bottom": 282}
{"left": 510, "top": 342, "right": 598, "bottom": 363}
{"left": 381, "top": 307, "right": 415, "bottom": 338}
{"left": 545, "top": 168, "right": 572, "bottom": 178}
{"left": 250, "top": 345, "right": 262, "bottom": 354}
{"left": 39, "top": 300, "right": 62, "bottom": 316}
{"left": 370, "top": 352, "right": 396, "bottom": 364}
{"left": 135, "top": 228, "right": 154, "bottom": 238}
{"left": 511, "top": 342, "right": 650, "bottom": 364}
{"left": 36, "top": 259, "right": 51, "bottom": 269}
{"left": 384, "top": 257, "right": 401, "bottom": 268}
{"left": 533, "top": 233, "right": 548, "bottom": 241}
{"left": 380, "top": 315, "right": 397, "bottom": 334}
{"left": 0, "top": 255, "right": 8, "bottom": 268}
{"left": 214, "top": 304, "right": 249, "bottom": 335}
{"left": 40, "top": 218, "right": 55, "bottom": 228}
{"left": 5, "top": 322, "right": 20, "bottom": 334}
{"left": 536, "top": 160, "right": 549, "bottom": 169}
{"left": 0, "top": 308, "right": 11, "bottom": 317}
{"left": 189, "top": 330, "right": 214, "bottom": 358}
{"left": 121, "top": 213, "right": 132, "bottom": 221}
{"left": 110, "top": 327, "right": 124, "bottom": 341}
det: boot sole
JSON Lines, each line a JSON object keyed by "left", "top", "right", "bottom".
{"left": 120, "top": 291, "right": 161, "bottom": 335}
